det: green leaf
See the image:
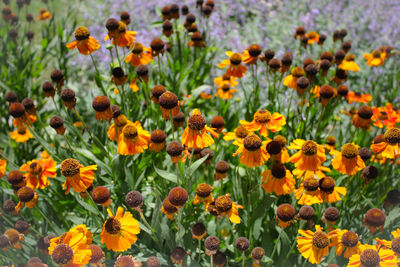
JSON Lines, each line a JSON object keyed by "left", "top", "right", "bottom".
{"left": 154, "top": 165, "right": 177, "bottom": 183}
{"left": 187, "top": 155, "right": 209, "bottom": 176}
{"left": 75, "top": 196, "right": 100, "bottom": 215}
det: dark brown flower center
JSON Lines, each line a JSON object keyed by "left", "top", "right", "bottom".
{"left": 52, "top": 244, "right": 74, "bottom": 264}
{"left": 230, "top": 53, "right": 242, "bottom": 65}
{"left": 74, "top": 26, "right": 90, "bottom": 40}
{"left": 235, "top": 126, "right": 248, "bottom": 138}
{"left": 303, "top": 177, "right": 319, "bottom": 191}
{"left": 123, "top": 125, "right": 138, "bottom": 139}
{"left": 301, "top": 141, "right": 317, "bottom": 156}
{"left": 271, "top": 164, "right": 286, "bottom": 179}
{"left": 254, "top": 110, "right": 271, "bottom": 123}
{"left": 277, "top": 204, "right": 295, "bottom": 222}
{"left": 312, "top": 231, "right": 329, "bottom": 249}
{"left": 384, "top": 128, "right": 400, "bottom": 144}
{"left": 188, "top": 114, "right": 206, "bottom": 131}
{"left": 341, "top": 231, "right": 359, "bottom": 248}
{"left": 391, "top": 237, "right": 400, "bottom": 254}
{"left": 215, "top": 195, "right": 232, "bottom": 212}
{"left": 341, "top": 143, "right": 358, "bottom": 159}
{"left": 60, "top": 159, "right": 80, "bottom": 177}
{"left": 243, "top": 135, "right": 262, "bottom": 151}
{"left": 105, "top": 218, "right": 121, "bottom": 234}
{"left": 360, "top": 249, "right": 380, "bottom": 267}
{"left": 196, "top": 183, "right": 212, "bottom": 197}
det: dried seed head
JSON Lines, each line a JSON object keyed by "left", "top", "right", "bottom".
{"left": 243, "top": 134, "right": 262, "bottom": 151}
{"left": 136, "top": 64, "right": 149, "bottom": 78}
{"left": 9, "top": 102, "right": 25, "bottom": 118}
{"left": 281, "top": 52, "right": 293, "bottom": 66}
{"left": 341, "top": 231, "right": 359, "bottom": 248}
{"left": 318, "top": 34, "right": 326, "bottom": 45}
{"left": 181, "top": 5, "right": 189, "bottom": 15}
{"left": 152, "top": 85, "right": 167, "bottom": 100}
{"left": 319, "top": 59, "right": 331, "bottom": 70}
{"left": 0, "top": 235, "right": 9, "bottom": 249}
{"left": 150, "top": 38, "right": 164, "bottom": 52}
{"left": 365, "top": 208, "right": 385, "bottom": 227}
{"left": 248, "top": 44, "right": 262, "bottom": 57}
{"left": 359, "top": 147, "right": 371, "bottom": 161}
{"left": 17, "top": 186, "right": 35, "bottom": 202}
{"left": 89, "top": 244, "right": 104, "bottom": 264}
{"left": 111, "top": 105, "right": 121, "bottom": 118}
{"left": 312, "top": 231, "right": 329, "bottom": 249}
{"left": 213, "top": 251, "right": 226, "bottom": 266}
{"left": 215, "top": 195, "right": 232, "bottom": 212}
{"left": 91, "top": 186, "right": 110, "bottom": 205}
{"left": 301, "top": 140, "right": 318, "bottom": 156}
{"left": 251, "top": 247, "right": 265, "bottom": 260}
{"left": 295, "top": 26, "right": 306, "bottom": 37}
{"left": 391, "top": 237, "right": 400, "bottom": 254}
{"left": 266, "top": 140, "right": 282, "bottom": 155}
{"left": 112, "top": 67, "right": 125, "bottom": 78}
{"left": 192, "top": 222, "right": 206, "bottom": 237}
{"left": 229, "top": 53, "right": 242, "bottom": 65}
{"left": 60, "top": 159, "right": 80, "bottom": 177}
{"left": 49, "top": 116, "right": 64, "bottom": 131}
{"left": 7, "top": 170, "right": 25, "bottom": 185}
{"left": 173, "top": 112, "right": 185, "bottom": 126}
{"left": 335, "top": 50, "right": 346, "bottom": 63}
{"left": 324, "top": 207, "right": 340, "bottom": 222}
{"left": 299, "top": 205, "right": 315, "bottom": 220}
{"left": 50, "top": 69, "right": 64, "bottom": 82}
{"left": 297, "top": 77, "right": 309, "bottom": 90}
{"left": 360, "top": 249, "right": 380, "bottom": 267}
{"left": 166, "top": 141, "right": 183, "bottom": 157}
{"left": 211, "top": 115, "right": 224, "bottom": 129}
{"left": 162, "top": 198, "right": 177, "bottom": 213}
{"left": 146, "top": 256, "right": 161, "bottom": 267}
{"left": 159, "top": 91, "right": 178, "bottom": 109}
{"left": 60, "top": 88, "right": 75, "bottom": 102}
{"left": 171, "top": 247, "right": 186, "bottom": 261}
{"left": 186, "top": 13, "right": 196, "bottom": 24}
{"left": 320, "top": 51, "right": 334, "bottom": 62}
{"left": 52, "top": 244, "right": 74, "bottom": 264}
{"left": 342, "top": 41, "right": 352, "bottom": 53}
{"left": 168, "top": 187, "right": 188, "bottom": 207}
{"left": 305, "top": 63, "right": 318, "bottom": 77}
{"left": 205, "top": 236, "right": 220, "bottom": 251}
{"left": 337, "top": 85, "right": 349, "bottom": 97}
{"left": 200, "top": 148, "right": 213, "bottom": 160}
{"left": 384, "top": 127, "right": 400, "bottom": 144}
{"left": 268, "top": 58, "right": 281, "bottom": 69}
{"left": 235, "top": 237, "right": 250, "bottom": 251}
{"left": 386, "top": 190, "right": 400, "bottom": 205}
{"left": 303, "top": 58, "right": 315, "bottom": 69}
{"left": 114, "top": 255, "right": 137, "bottom": 267}
{"left": 270, "top": 163, "right": 286, "bottom": 179}
{"left": 151, "top": 129, "right": 166, "bottom": 144}
{"left": 14, "top": 219, "right": 30, "bottom": 233}
{"left": 125, "top": 190, "right": 143, "bottom": 208}
{"left": 196, "top": 183, "right": 212, "bottom": 197}
{"left": 319, "top": 85, "right": 334, "bottom": 99}
{"left": 5, "top": 91, "right": 18, "bottom": 103}
{"left": 373, "top": 134, "right": 385, "bottom": 144}
{"left": 162, "top": 20, "right": 173, "bottom": 31}
{"left": 264, "top": 49, "right": 275, "bottom": 60}
{"left": 303, "top": 177, "right": 319, "bottom": 191}
{"left": 105, "top": 18, "right": 119, "bottom": 31}
{"left": 357, "top": 106, "right": 373, "bottom": 119}
{"left": 362, "top": 166, "right": 378, "bottom": 180}
{"left": 215, "top": 160, "right": 229, "bottom": 174}
{"left": 277, "top": 203, "right": 295, "bottom": 222}
{"left": 3, "top": 199, "right": 17, "bottom": 214}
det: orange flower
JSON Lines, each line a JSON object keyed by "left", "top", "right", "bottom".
{"left": 339, "top": 54, "right": 360, "bottom": 72}
{"left": 295, "top": 176, "right": 323, "bottom": 205}
{"left": 181, "top": 109, "right": 218, "bottom": 149}
{"left": 10, "top": 126, "right": 33, "bottom": 143}
{"left": 66, "top": 27, "right": 100, "bottom": 55}
{"left": 130, "top": 78, "right": 139, "bottom": 92}
{"left": 193, "top": 183, "right": 213, "bottom": 209}
{"left": 15, "top": 187, "right": 38, "bottom": 212}
{"left": 159, "top": 91, "right": 180, "bottom": 121}
{"left": 105, "top": 21, "right": 136, "bottom": 47}
{"left": 242, "top": 44, "right": 262, "bottom": 65}
{"left": 318, "top": 176, "right": 347, "bottom": 203}
{"left": 261, "top": 163, "right": 295, "bottom": 195}
{"left": 240, "top": 109, "right": 285, "bottom": 138}
{"left": 214, "top": 194, "right": 243, "bottom": 224}
{"left": 233, "top": 134, "right": 269, "bottom": 168}
{"left": 364, "top": 50, "right": 387, "bottom": 67}
{"left": 107, "top": 115, "right": 130, "bottom": 142}
{"left": 289, "top": 139, "right": 330, "bottom": 179}
{"left": 330, "top": 229, "right": 361, "bottom": 259}
{"left": 305, "top": 31, "right": 319, "bottom": 44}
{"left": 347, "top": 92, "right": 372, "bottom": 104}
{"left": 60, "top": 159, "right": 97, "bottom": 194}
{"left": 20, "top": 151, "right": 57, "bottom": 189}
{"left": 372, "top": 103, "right": 400, "bottom": 129}
{"left": 297, "top": 225, "right": 330, "bottom": 264}
{"left": 214, "top": 74, "right": 238, "bottom": 88}
{"left": 100, "top": 207, "right": 140, "bottom": 252}
{"left": 0, "top": 159, "right": 6, "bottom": 178}
{"left": 283, "top": 67, "right": 305, "bottom": 90}
{"left": 117, "top": 121, "right": 150, "bottom": 155}
{"left": 49, "top": 225, "right": 92, "bottom": 266}
{"left": 331, "top": 143, "right": 365, "bottom": 175}
{"left": 265, "top": 136, "right": 290, "bottom": 163}
{"left": 215, "top": 84, "right": 238, "bottom": 100}
{"left": 376, "top": 229, "right": 400, "bottom": 264}
{"left": 218, "top": 51, "right": 247, "bottom": 78}
{"left": 371, "top": 128, "right": 400, "bottom": 159}
{"left": 37, "top": 8, "right": 51, "bottom": 21}
{"left": 223, "top": 126, "right": 249, "bottom": 146}
{"left": 348, "top": 244, "right": 397, "bottom": 267}
{"left": 125, "top": 42, "right": 153, "bottom": 66}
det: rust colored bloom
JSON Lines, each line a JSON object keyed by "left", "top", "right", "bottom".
{"left": 210, "top": 116, "right": 225, "bottom": 133}
{"left": 159, "top": 91, "right": 180, "bottom": 121}
{"left": 166, "top": 141, "right": 184, "bottom": 163}
{"left": 242, "top": 44, "right": 262, "bottom": 65}
{"left": 188, "top": 31, "right": 206, "bottom": 48}
{"left": 218, "top": 51, "right": 247, "bottom": 78}
{"left": 214, "top": 194, "right": 243, "bottom": 224}
{"left": 331, "top": 143, "right": 365, "bottom": 175}
{"left": 347, "top": 92, "right": 372, "bottom": 104}
{"left": 305, "top": 31, "right": 319, "bottom": 44}
{"left": 289, "top": 139, "right": 330, "bottom": 179}
{"left": 92, "top": 96, "right": 112, "bottom": 122}
{"left": 331, "top": 230, "right": 361, "bottom": 258}
{"left": 352, "top": 106, "right": 373, "bottom": 129}
{"left": 319, "top": 176, "right": 346, "bottom": 203}
{"left": 101, "top": 207, "right": 140, "bottom": 252}
{"left": 105, "top": 21, "right": 136, "bottom": 47}
{"left": 92, "top": 186, "right": 111, "bottom": 207}
{"left": 125, "top": 42, "right": 153, "bottom": 66}
{"left": 192, "top": 222, "right": 206, "bottom": 240}
{"left": 295, "top": 176, "right": 323, "bottom": 205}
{"left": 240, "top": 109, "right": 286, "bottom": 137}
{"left": 49, "top": 225, "right": 92, "bottom": 266}
{"left": 261, "top": 163, "right": 295, "bottom": 196}
{"left": 283, "top": 67, "right": 305, "bottom": 90}
{"left": 149, "top": 129, "right": 166, "bottom": 152}
{"left": 117, "top": 121, "right": 150, "bottom": 155}
{"left": 372, "top": 103, "right": 400, "bottom": 129}
{"left": 276, "top": 203, "right": 296, "bottom": 228}
{"left": 37, "top": 8, "right": 51, "bottom": 20}
{"left": 66, "top": 26, "right": 100, "bottom": 55}
{"left": 20, "top": 151, "right": 56, "bottom": 189}
{"left": 16, "top": 186, "right": 38, "bottom": 212}
{"left": 182, "top": 109, "right": 218, "bottom": 149}
{"left": 50, "top": 116, "right": 66, "bottom": 135}
{"left": 371, "top": 127, "right": 400, "bottom": 159}
{"left": 364, "top": 50, "right": 387, "bottom": 67}
{"left": 161, "top": 197, "right": 178, "bottom": 220}
{"left": 214, "top": 160, "right": 229, "bottom": 180}
{"left": 363, "top": 208, "right": 386, "bottom": 233}
{"left": 150, "top": 38, "right": 165, "bottom": 57}
{"left": 60, "top": 158, "right": 97, "bottom": 194}
{"left": 233, "top": 134, "right": 269, "bottom": 168}
{"left": 297, "top": 225, "right": 330, "bottom": 264}
{"left": 193, "top": 183, "right": 213, "bottom": 208}
{"left": 348, "top": 244, "right": 397, "bottom": 267}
